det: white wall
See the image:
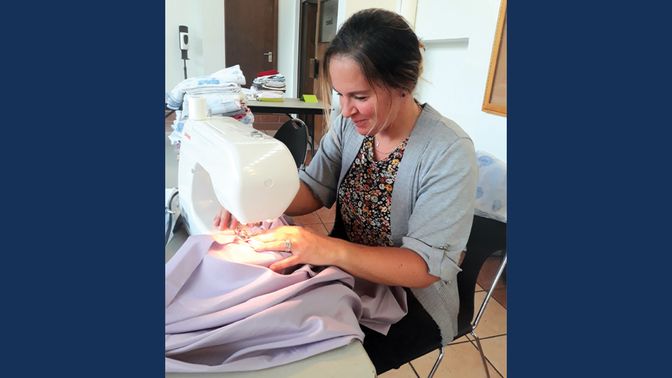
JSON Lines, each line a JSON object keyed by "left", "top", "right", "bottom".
{"left": 414, "top": 0, "right": 506, "bottom": 161}
{"left": 165, "top": 0, "right": 225, "bottom": 91}
{"left": 342, "top": 0, "right": 397, "bottom": 22}
{"left": 336, "top": 0, "right": 507, "bottom": 161}
{"left": 277, "top": 0, "right": 300, "bottom": 98}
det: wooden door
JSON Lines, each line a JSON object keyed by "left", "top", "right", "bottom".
{"left": 225, "top": 0, "right": 278, "bottom": 81}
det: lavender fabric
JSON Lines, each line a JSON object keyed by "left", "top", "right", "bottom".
{"left": 165, "top": 232, "right": 407, "bottom": 372}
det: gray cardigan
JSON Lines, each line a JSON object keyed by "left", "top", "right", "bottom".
{"left": 299, "top": 104, "right": 477, "bottom": 344}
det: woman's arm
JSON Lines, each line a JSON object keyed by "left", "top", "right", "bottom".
{"left": 331, "top": 240, "right": 439, "bottom": 288}
{"left": 284, "top": 181, "right": 323, "bottom": 216}
{"left": 251, "top": 226, "right": 439, "bottom": 288}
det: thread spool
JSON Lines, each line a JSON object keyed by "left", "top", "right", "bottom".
{"left": 188, "top": 96, "right": 209, "bottom": 120}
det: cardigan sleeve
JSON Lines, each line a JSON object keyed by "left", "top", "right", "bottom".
{"left": 298, "top": 114, "right": 344, "bottom": 208}
{"left": 401, "top": 137, "right": 477, "bottom": 283}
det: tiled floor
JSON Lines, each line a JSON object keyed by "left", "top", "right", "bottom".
{"left": 165, "top": 117, "right": 506, "bottom": 377}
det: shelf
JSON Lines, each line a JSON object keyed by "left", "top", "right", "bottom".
{"left": 421, "top": 37, "right": 469, "bottom": 45}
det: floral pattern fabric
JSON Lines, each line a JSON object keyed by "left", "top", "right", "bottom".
{"left": 337, "top": 136, "right": 408, "bottom": 247}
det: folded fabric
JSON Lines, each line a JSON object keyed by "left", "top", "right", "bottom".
{"left": 165, "top": 230, "right": 407, "bottom": 372}
{"left": 252, "top": 74, "right": 286, "bottom": 92}
{"left": 166, "top": 65, "right": 246, "bottom": 109}
{"left": 210, "top": 65, "right": 247, "bottom": 85}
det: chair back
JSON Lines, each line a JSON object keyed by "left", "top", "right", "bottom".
{"left": 273, "top": 118, "right": 308, "bottom": 168}
{"left": 455, "top": 215, "right": 507, "bottom": 339}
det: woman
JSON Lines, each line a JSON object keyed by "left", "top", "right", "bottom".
{"left": 215, "top": 8, "right": 477, "bottom": 373}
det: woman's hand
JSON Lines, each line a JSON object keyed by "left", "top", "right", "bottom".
{"left": 213, "top": 208, "right": 241, "bottom": 231}
{"left": 248, "top": 226, "right": 335, "bottom": 272}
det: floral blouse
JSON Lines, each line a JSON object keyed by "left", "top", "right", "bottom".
{"left": 337, "top": 135, "right": 409, "bottom": 247}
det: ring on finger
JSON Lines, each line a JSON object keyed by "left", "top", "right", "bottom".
{"left": 284, "top": 239, "right": 292, "bottom": 252}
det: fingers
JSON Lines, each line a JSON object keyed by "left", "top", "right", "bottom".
{"left": 213, "top": 209, "right": 231, "bottom": 230}
{"left": 249, "top": 226, "right": 293, "bottom": 242}
{"left": 249, "top": 232, "right": 276, "bottom": 243}
{"left": 249, "top": 239, "right": 290, "bottom": 252}
{"left": 212, "top": 230, "right": 237, "bottom": 244}
{"left": 269, "top": 255, "right": 301, "bottom": 272}
{"left": 213, "top": 209, "right": 249, "bottom": 231}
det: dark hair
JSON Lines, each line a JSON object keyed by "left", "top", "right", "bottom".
{"left": 320, "top": 8, "right": 424, "bottom": 119}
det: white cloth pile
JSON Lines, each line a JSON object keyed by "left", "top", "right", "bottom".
{"left": 249, "top": 73, "right": 286, "bottom": 100}
{"left": 166, "top": 65, "right": 246, "bottom": 109}
{"left": 166, "top": 65, "right": 255, "bottom": 146}
{"left": 252, "top": 73, "right": 286, "bottom": 91}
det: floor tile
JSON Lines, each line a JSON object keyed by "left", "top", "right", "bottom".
{"left": 478, "top": 336, "right": 507, "bottom": 377}
{"left": 470, "top": 291, "right": 507, "bottom": 338}
{"left": 477, "top": 256, "right": 506, "bottom": 290}
{"left": 476, "top": 256, "right": 507, "bottom": 309}
{"left": 450, "top": 334, "right": 472, "bottom": 345}
{"left": 323, "top": 222, "right": 334, "bottom": 234}
{"left": 378, "top": 364, "right": 414, "bottom": 378}
{"left": 379, "top": 341, "right": 502, "bottom": 378}
{"left": 490, "top": 288, "right": 506, "bottom": 308}
{"left": 315, "top": 205, "right": 336, "bottom": 223}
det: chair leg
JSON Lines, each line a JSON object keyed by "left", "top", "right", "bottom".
{"left": 408, "top": 361, "right": 421, "bottom": 378}
{"left": 407, "top": 346, "right": 444, "bottom": 378}
{"left": 471, "top": 331, "right": 491, "bottom": 378}
{"left": 473, "top": 253, "right": 507, "bottom": 330}
{"left": 427, "top": 347, "right": 444, "bottom": 378}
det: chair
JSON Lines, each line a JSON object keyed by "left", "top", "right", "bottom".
{"left": 406, "top": 215, "right": 507, "bottom": 378}
{"left": 273, "top": 118, "right": 308, "bottom": 169}
{"left": 390, "top": 150, "right": 506, "bottom": 377}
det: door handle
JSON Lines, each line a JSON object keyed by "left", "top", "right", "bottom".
{"left": 263, "top": 51, "right": 273, "bottom": 63}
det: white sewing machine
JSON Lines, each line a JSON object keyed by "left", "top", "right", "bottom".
{"left": 177, "top": 97, "right": 299, "bottom": 235}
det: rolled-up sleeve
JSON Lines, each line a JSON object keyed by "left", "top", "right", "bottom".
{"left": 298, "top": 115, "right": 344, "bottom": 208}
{"left": 401, "top": 138, "right": 477, "bottom": 283}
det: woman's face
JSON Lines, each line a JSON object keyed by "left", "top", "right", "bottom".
{"left": 329, "top": 55, "right": 395, "bottom": 136}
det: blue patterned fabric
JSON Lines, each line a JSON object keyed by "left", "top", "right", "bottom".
{"left": 165, "top": 65, "right": 246, "bottom": 109}
{"left": 474, "top": 151, "right": 507, "bottom": 223}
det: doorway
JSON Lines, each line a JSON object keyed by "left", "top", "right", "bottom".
{"left": 224, "top": 0, "right": 278, "bottom": 80}
{"left": 298, "top": 0, "right": 337, "bottom": 99}
{"left": 225, "top": 0, "right": 283, "bottom": 133}
{"left": 297, "top": 0, "right": 337, "bottom": 150}
{"left": 298, "top": 0, "right": 317, "bottom": 98}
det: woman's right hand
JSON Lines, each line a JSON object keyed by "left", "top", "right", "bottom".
{"left": 213, "top": 208, "right": 241, "bottom": 231}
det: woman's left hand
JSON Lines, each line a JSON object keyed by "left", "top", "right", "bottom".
{"left": 248, "top": 226, "right": 335, "bottom": 272}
